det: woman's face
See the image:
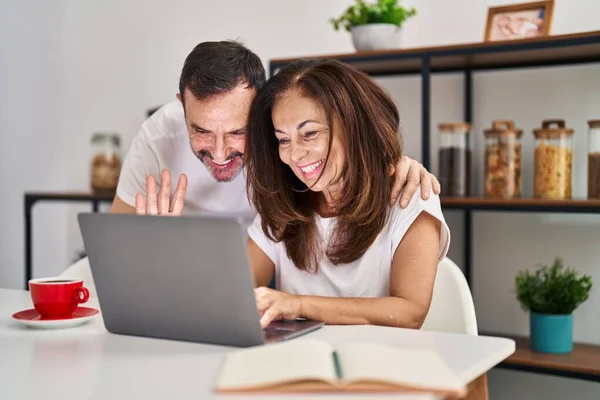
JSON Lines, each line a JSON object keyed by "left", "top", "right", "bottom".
{"left": 272, "top": 89, "right": 345, "bottom": 197}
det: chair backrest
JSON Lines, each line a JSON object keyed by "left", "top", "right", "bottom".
{"left": 421, "top": 257, "right": 478, "bottom": 335}
{"left": 60, "top": 256, "right": 97, "bottom": 297}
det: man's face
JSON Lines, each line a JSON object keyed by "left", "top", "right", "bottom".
{"left": 178, "top": 85, "right": 255, "bottom": 182}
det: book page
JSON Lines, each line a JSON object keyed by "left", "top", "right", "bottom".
{"left": 216, "top": 339, "right": 338, "bottom": 391}
{"left": 335, "top": 342, "right": 464, "bottom": 392}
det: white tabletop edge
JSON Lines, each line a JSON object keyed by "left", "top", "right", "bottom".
{"left": 457, "top": 337, "right": 515, "bottom": 383}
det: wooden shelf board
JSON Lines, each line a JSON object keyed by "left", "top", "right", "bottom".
{"left": 440, "top": 197, "right": 600, "bottom": 213}
{"left": 25, "top": 192, "right": 115, "bottom": 201}
{"left": 270, "top": 30, "right": 600, "bottom": 76}
{"left": 23, "top": 192, "right": 600, "bottom": 212}
{"left": 481, "top": 332, "right": 600, "bottom": 379}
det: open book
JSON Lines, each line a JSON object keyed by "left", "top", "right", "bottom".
{"left": 215, "top": 338, "right": 467, "bottom": 397}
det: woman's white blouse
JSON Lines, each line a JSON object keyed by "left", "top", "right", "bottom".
{"left": 247, "top": 187, "right": 450, "bottom": 297}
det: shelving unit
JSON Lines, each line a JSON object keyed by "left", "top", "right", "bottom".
{"left": 481, "top": 331, "right": 600, "bottom": 382}
{"left": 23, "top": 192, "right": 113, "bottom": 289}
{"left": 269, "top": 31, "right": 600, "bottom": 383}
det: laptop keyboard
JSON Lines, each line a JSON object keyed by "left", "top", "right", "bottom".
{"left": 263, "top": 320, "right": 313, "bottom": 341}
{"left": 263, "top": 328, "right": 283, "bottom": 341}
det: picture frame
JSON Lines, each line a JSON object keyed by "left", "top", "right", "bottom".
{"left": 484, "top": 1, "right": 555, "bottom": 42}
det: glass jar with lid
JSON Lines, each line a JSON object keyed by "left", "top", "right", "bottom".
{"left": 90, "top": 132, "right": 122, "bottom": 195}
{"left": 484, "top": 120, "right": 522, "bottom": 198}
{"left": 438, "top": 122, "right": 471, "bottom": 197}
{"left": 588, "top": 119, "right": 600, "bottom": 198}
{"left": 533, "top": 119, "right": 574, "bottom": 200}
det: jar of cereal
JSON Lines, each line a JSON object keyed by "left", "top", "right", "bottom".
{"left": 533, "top": 119, "right": 574, "bottom": 200}
{"left": 90, "top": 132, "right": 122, "bottom": 195}
{"left": 438, "top": 122, "right": 471, "bottom": 197}
{"left": 484, "top": 120, "right": 522, "bottom": 198}
{"left": 588, "top": 120, "right": 600, "bottom": 199}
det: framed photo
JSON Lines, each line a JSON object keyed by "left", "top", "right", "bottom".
{"left": 484, "top": 1, "right": 555, "bottom": 42}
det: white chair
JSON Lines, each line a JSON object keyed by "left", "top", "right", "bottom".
{"left": 60, "top": 256, "right": 97, "bottom": 297}
{"left": 421, "top": 257, "right": 478, "bottom": 335}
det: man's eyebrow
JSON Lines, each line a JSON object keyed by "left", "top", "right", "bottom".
{"left": 190, "top": 123, "right": 246, "bottom": 134}
{"left": 191, "top": 123, "right": 210, "bottom": 132}
{"left": 229, "top": 127, "right": 247, "bottom": 134}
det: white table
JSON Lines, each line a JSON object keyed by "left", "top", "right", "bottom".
{"left": 0, "top": 289, "right": 514, "bottom": 400}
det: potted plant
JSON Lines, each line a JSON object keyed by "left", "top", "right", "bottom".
{"left": 329, "top": 0, "right": 416, "bottom": 51}
{"left": 515, "top": 256, "right": 592, "bottom": 354}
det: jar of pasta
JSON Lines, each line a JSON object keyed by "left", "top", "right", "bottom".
{"left": 438, "top": 122, "right": 471, "bottom": 197}
{"left": 90, "top": 132, "right": 122, "bottom": 195}
{"left": 484, "top": 120, "right": 522, "bottom": 198}
{"left": 588, "top": 120, "right": 600, "bottom": 199}
{"left": 533, "top": 120, "right": 574, "bottom": 200}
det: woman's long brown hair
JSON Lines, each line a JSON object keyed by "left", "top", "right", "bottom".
{"left": 246, "top": 58, "right": 402, "bottom": 273}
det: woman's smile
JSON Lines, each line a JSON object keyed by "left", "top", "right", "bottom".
{"left": 298, "top": 159, "right": 325, "bottom": 179}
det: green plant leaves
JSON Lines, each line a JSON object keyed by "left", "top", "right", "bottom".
{"left": 514, "top": 256, "right": 593, "bottom": 314}
{"left": 329, "top": 0, "right": 417, "bottom": 32}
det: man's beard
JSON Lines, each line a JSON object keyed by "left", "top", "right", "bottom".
{"left": 195, "top": 149, "right": 244, "bottom": 183}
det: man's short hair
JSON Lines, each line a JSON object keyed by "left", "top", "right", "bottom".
{"left": 178, "top": 40, "right": 266, "bottom": 105}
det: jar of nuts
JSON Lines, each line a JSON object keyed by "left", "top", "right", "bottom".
{"left": 90, "top": 132, "right": 122, "bottom": 195}
{"left": 484, "top": 120, "right": 522, "bottom": 198}
{"left": 588, "top": 120, "right": 600, "bottom": 199}
{"left": 533, "top": 120, "right": 574, "bottom": 200}
{"left": 438, "top": 122, "right": 471, "bottom": 197}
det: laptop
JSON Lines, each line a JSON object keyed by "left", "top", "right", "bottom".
{"left": 77, "top": 212, "right": 324, "bottom": 347}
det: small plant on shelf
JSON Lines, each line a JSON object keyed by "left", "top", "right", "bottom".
{"left": 329, "top": 0, "right": 416, "bottom": 51}
{"left": 515, "top": 256, "right": 593, "bottom": 314}
{"left": 515, "top": 256, "right": 592, "bottom": 354}
{"left": 329, "top": 0, "right": 416, "bottom": 32}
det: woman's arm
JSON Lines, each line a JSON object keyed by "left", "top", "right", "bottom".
{"left": 247, "top": 237, "right": 275, "bottom": 288}
{"left": 255, "top": 211, "right": 441, "bottom": 329}
{"left": 302, "top": 211, "right": 441, "bottom": 328}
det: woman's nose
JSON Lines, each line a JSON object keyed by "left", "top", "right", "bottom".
{"left": 290, "top": 141, "right": 308, "bottom": 163}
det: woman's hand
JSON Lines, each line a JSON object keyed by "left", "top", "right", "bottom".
{"left": 254, "top": 287, "right": 302, "bottom": 328}
{"left": 135, "top": 169, "right": 187, "bottom": 216}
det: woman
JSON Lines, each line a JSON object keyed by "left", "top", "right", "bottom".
{"left": 245, "top": 58, "right": 450, "bottom": 329}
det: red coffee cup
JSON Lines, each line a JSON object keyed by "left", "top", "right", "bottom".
{"left": 28, "top": 277, "right": 90, "bottom": 318}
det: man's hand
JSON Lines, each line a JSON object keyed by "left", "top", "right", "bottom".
{"left": 135, "top": 169, "right": 188, "bottom": 216}
{"left": 390, "top": 156, "right": 441, "bottom": 208}
{"left": 255, "top": 287, "right": 302, "bottom": 328}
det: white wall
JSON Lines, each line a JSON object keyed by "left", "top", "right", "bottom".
{"left": 0, "top": 0, "right": 70, "bottom": 287}
{"left": 1, "top": 0, "right": 599, "bottom": 398}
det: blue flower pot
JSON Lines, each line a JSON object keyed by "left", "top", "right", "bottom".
{"left": 530, "top": 312, "right": 573, "bottom": 354}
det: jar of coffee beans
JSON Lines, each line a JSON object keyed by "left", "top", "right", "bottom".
{"left": 90, "top": 132, "right": 122, "bottom": 195}
{"left": 438, "top": 122, "right": 471, "bottom": 197}
{"left": 588, "top": 120, "right": 600, "bottom": 199}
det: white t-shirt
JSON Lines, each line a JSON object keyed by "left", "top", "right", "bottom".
{"left": 247, "top": 187, "right": 450, "bottom": 297}
{"left": 116, "top": 101, "right": 256, "bottom": 224}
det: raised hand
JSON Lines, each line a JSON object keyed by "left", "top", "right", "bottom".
{"left": 135, "top": 169, "right": 187, "bottom": 216}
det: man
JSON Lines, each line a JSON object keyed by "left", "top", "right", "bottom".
{"left": 110, "top": 40, "right": 440, "bottom": 218}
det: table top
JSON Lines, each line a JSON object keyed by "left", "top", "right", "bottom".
{"left": 0, "top": 289, "right": 515, "bottom": 400}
